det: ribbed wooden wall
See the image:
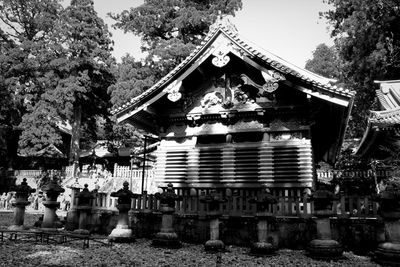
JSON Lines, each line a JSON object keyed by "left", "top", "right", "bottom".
{"left": 155, "top": 139, "right": 313, "bottom": 189}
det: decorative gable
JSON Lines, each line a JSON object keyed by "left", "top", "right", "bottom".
{"left": 113, "top": 17, "right": 355, "bottom": 175}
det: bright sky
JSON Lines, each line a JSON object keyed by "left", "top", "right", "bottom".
{"left": 93, "top": 0, "right": 334, "bottom": 68}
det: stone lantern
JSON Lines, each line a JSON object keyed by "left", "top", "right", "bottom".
{"left": 108, "top": 181, "right": 138, "bottom": 242}
{"left": 307, "top": 185, "right": 343, "bottom": 260}
{"left": 41, "top": 177, "right": 65, "bottom": 230}
{"left": 374, "top": 180, "right": 400, "bottom": 266}
{"left": 200, "top": 189, "right": 227, "bottom": 252}
{"left": 74, "top": 184, "right": 94, "bottom": 235}
{"left": 152, "top": 183, "right": 182, "bottom": 248}
{"left": 8, "top": 178, "right": 36, "bottom": 230}
{"left": 248, "top": 188, "right": 277, "bottom": 255}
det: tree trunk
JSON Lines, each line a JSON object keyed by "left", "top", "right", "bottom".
{"left": 69, "top": 104, "right": 82, "bottom": 178}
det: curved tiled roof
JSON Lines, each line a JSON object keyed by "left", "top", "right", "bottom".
{"left": 356, "top": 80, "right": 400, "bottom": 156}
{"left": 112, "top": 24, "right": 354, "bottom": 116}
{"left": 370, "top": 107, "right": 400, "bottom": 127}
{"left": 375, "top": 81, "right": 400, "bottom": 110}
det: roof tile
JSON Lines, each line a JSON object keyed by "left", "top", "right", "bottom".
{"left": 112, "top": 26, "right": 354, "bottom": 116}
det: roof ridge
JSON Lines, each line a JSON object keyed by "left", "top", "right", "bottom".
{"left": 112, "top": 23, "right": 354, "bottom": 116}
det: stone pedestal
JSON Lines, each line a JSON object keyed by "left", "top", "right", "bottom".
{"left": 250, "top": 214, "right": 276, "bottom": 255}
{"left": 8, "top": 201, "right": 31, "bottom": 230}
{"left": 108, "top": 181, "right": 138, "bottom": 242}
{"left": 109, "top": 203, "right": 134, "bottom": 242}
{"left": 8, "top": 178, "right": 35, "bottom": 230}
{"left": 41, "top": 201, "right": 60, "bottom": 230}
{"left": 73, "top": 184, "right": 94, "bottom": 235}
{"left": 307, "top": 187, "right": 343, "bottom": 260}
{"left": 248, "top": 189, "right": 277, "bottom": 256}
{"left": 204, "top": 215, "right": 224, "bottom": 251}
{"left": 152, "top": 183, "right": 181, "bottom": 248}
{"left": 74, "top": 205, "right": 92, "bottom": 235}
{"left": 307, "top": 211, "right": 343, "bottom": 260}
{"left": 41, "top": 177, "right": 65, "bottom": 230}
{"left": 152, "top": 205, "right": 181, "bottom": 248}
{"left": 374, "top": 181, "right": 400, "bottom": 266}
{"left": 65, "top": 181, "right": 82, "bottom": 230}
{"left": 201, "top": 190, "right": 227, "bottom": 252}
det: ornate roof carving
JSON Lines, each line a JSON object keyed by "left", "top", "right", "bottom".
{"left": 111, "top": 20, "right": 354, "bottom": 118}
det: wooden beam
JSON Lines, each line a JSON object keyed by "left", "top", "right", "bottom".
{"left": 283, "top": 80, "right": 350, "bottom": 107}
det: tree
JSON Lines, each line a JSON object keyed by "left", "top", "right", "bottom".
{"left": 305, "top": 43, "right": 340, "bottom": 79}
{"left": 108, "top": 0, "right": 243, "bottom": 108}
{"left": 0, "top": 0, "right": 63, "bottom": 168}
{"left": 48, "top": 0, "right": 115, "bottom": 168}
{"left": 322, "top": 0, "right": 400, "bottom": 137}
{"left": 0, "top": 0, "right": 115, "bottom": 170}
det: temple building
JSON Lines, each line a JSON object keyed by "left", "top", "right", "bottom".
{"left": 356, "top": 80, "right": 400, "bottom": 160}
{"left": 112, "top": 18, "right": 354, "bottom": 196}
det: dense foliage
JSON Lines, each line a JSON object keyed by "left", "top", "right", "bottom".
{"left": 0, "top": 0, "right": 115, "bottom": 165}
{"left": 323, "top": 0, "right": 400, "bottom": 138}
{"left": 108, "top": 0, "right": 242, "bottom": 108}
{"left": 305, "top": 43, "right": 340, "bottom": 79}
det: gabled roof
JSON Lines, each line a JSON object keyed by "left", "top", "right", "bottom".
{"left": 370, "top": 108, "right": 400, "bottom": 127}
{"left": 356, "top": 80, "right": 400, "bottom": 156}
{"left": 19, "top": 144, "right": 66, "bottom": 158}
{"left": 375, "top": 80, "right": 400, "bottom": 110}
{"left": 112, "top": 19, "right": 354, "bottom": 121}
{"left": 367, "top": 80, "right": 400, "bottom": 128}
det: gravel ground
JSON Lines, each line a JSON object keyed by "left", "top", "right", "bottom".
{"left": 0, "top": 211, "right": 382, "bottom": 267}
{"left": 0, "top": 239, "right": 382, "bottom": 267}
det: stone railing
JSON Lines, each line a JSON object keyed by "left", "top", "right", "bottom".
{"left": 316, "top": 169, "right": 392, "bottom": 183}
{"left": 14, "top": 170, "right": 43, "bottom": 178}
{"left": 91, "top": 189, "right": 379, "bottom": 219}
{"left": 112, "top": 165, "right": 154, "bottom": 180}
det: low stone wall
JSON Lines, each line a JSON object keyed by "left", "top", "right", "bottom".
{"left": 66, "top": 209, "right": 383, "bottom": 253}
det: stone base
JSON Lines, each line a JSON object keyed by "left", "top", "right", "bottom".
{"left": 7, "top": 225, "right": 28, "bottom": 231}
{"left": 152, "top": 232, "right": 181, "bottom": 248}
{"left": 108, "top": 228, "right": 134, "bottom": 243}
{"left": 374, "top": 242, "right": 400, "bottom": 267}
{"left": 307, "top": 239, "right": 343, "bottom": 260}
{"left": 40, "top": 227, "right": 59, "bottom": 232}
{"left": 73, "top": 229, "right": 90, "bottom": 235}
{"left": 250, "top": 242, "right": 277, "bottom": 256}
{"left": 204, "top": 239, "right": 225, "bottom": 252}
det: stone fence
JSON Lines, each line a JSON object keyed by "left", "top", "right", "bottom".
{"left": 91, "top": 191, "right": 379, "bottom": 219}
{"left": 67, "top": 190, "right": 382, "bottom": 252}
{"left": 15, "top": 167, "right": 393, "bottom": 184}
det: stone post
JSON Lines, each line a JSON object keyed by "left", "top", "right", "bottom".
{"left": 200, "top": 189, "right": 227, "bottom": 252}
{"left": 65, "top": 180, "right": 82, "bottom": 230}
{"left": 248, "top": 188, "right": 278, "bottom": 255}
{"left": 152, "top": 183, "right": 182, "bottom": 248}
{"left": 374, "top": 180, "right": 400, "bottom": 266}
{"left": 41, "top": 177, "right": 65, "bottom": 230}
{"left": 108, "top": 181, "right": 138, "bottom": 242}
{"left": 74, "top": 184, "right": 94, "bottom": 235}
{"left": 8, "top": 178, "right": 36, "bottom": 230}
{"left": 307, "top": 185, "right": 343, "bottom": 260}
